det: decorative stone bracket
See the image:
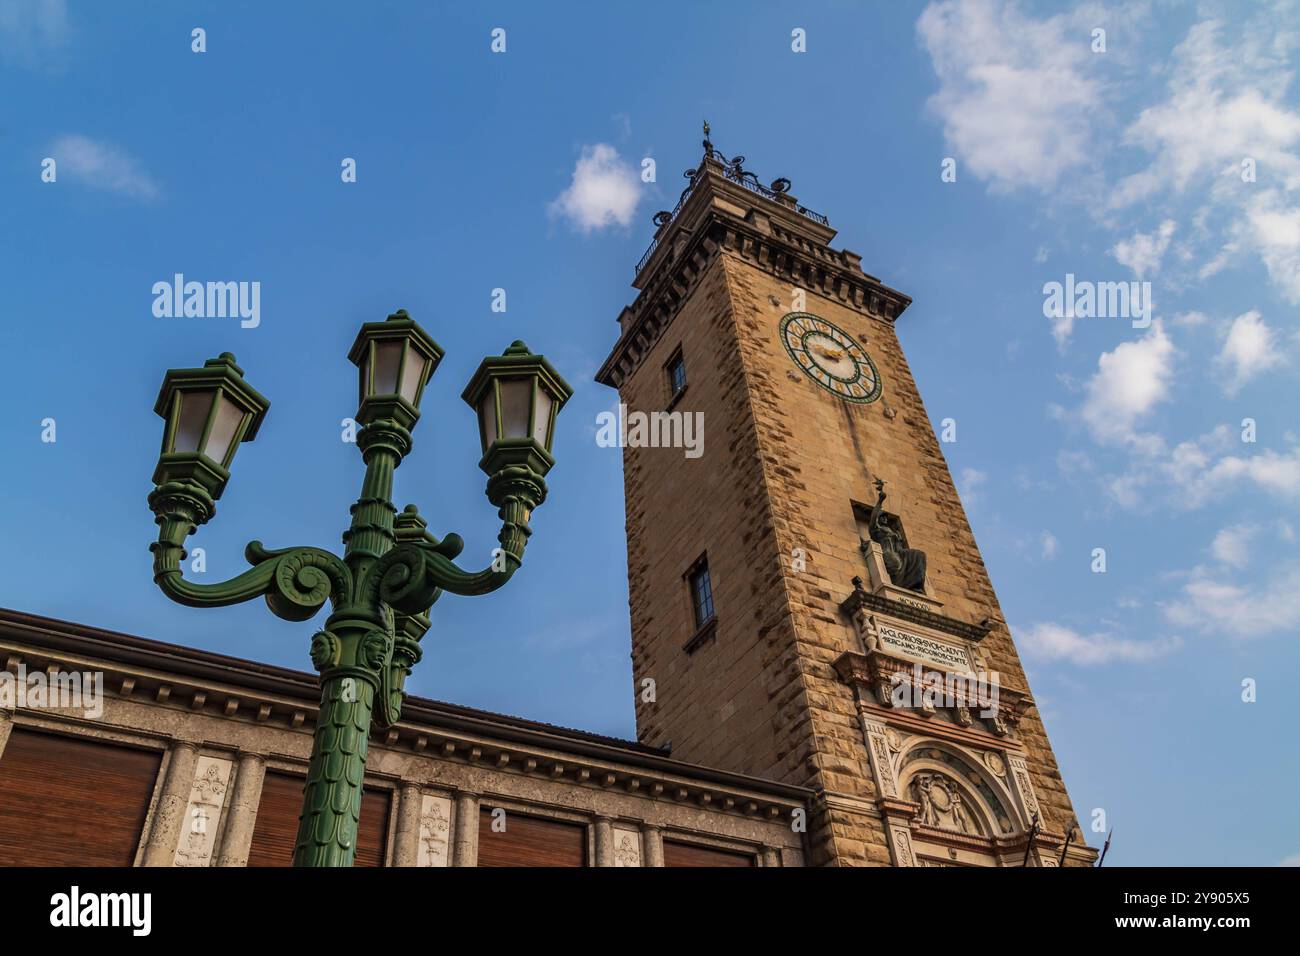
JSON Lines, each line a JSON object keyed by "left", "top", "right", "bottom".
{"left": 834, "top": 649, "right": 1035, "bottom": 737}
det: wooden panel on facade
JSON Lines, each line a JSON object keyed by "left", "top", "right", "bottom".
{"left": 663, "top": 839, "right": 755, "bottom": 867}
{"left": 477, "top": 807, "right": 587, "bottom": 867}
{"left": 246, "top": 770, "right": 391, "bottom": 867}
{"left": 0, "top": 729, "right": 162, "bottom": 866}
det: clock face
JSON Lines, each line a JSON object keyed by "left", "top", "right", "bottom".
{"left": 779, "top": 312, "right": 882, "bottom": 403}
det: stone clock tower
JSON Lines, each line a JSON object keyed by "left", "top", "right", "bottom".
{"left": 596, "top": 130, "right": 1095, "bottom": 867}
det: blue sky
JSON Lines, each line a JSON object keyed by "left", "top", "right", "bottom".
{"left": 3, "top": 1, "right": 1298, "bottom": 866}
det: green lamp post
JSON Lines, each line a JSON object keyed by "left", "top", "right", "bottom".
{"left": 147, "top": 312, "right": 572, "bottom": 867}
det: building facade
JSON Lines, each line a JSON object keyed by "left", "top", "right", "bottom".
{"left": 0, "top": 609, "right": 806, "bottom": 867}
{"left": 596, "top": 133, "right": 1094, "bottom": 867}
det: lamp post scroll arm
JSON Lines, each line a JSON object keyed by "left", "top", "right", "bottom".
{"left": 150, "top": 503, "right": 351, "bottom": 621}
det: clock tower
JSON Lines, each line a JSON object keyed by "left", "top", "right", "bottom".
{"left": 596, "top": 130, "right": 1094, "bottom": 867}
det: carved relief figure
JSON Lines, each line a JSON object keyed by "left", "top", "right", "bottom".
{"left": 614, "top": 833, "right": 640, "bottom": 867}
{"left": 419, "top": 806, "right": 450, "bottom": 864}
{"left": 950, "top": 790, "right": 971, "bottom": 835}
{"left": 909, "top": 772, "right": 981, "bottom": 835}
{"left": 173, "top": 757, "right": 231, "bottom": 868}
{"left": 866, "top": 479, "right": 927, "bottom": 592}
{"left": 193, "top": 763, "right": 226, "bottom": 803}
{"left": 853, "top": 606, "right": 882, "bottom": 653}
{"left": 913, "top": 775, "right": 937, "bottom": 826}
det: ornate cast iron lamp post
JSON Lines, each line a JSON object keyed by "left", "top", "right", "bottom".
{"left": 146, "top": 311, "right": 571, "bottom": 867}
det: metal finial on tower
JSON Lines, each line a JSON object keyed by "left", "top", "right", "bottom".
{"left": 702, "top": 119, "right": 713, "bottom": 157}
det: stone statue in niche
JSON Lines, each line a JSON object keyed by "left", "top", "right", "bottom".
{"left": 865, "top": 479, "right": 927, "bottom": 592}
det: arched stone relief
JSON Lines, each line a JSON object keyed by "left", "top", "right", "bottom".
{"left": 907, "top": 772, "right": 985, "bottom": 836}
{"left": 897, "top": 741, "right": 1019, "bottom": 837}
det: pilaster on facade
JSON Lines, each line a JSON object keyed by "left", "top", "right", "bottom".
{"left": 640, "top": 823, "right": 664, "bottom": 867}
{"left": 592, "top": 816, "right": 616, "bottom": 867}
{"left": 392, "top": 781, "right": 424, "bottom": 867}
{"left": 215, "top": 751, "right": 265, "bottom": 867}
{"left": 451, "top": 791, "right": 479, "bottom": 867}
{"left": 140, "top": 739, "right": 200, "bottom": 867}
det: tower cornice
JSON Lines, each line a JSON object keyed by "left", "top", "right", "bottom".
{"left": 597, "top": 149, "right": 911, "bottom": 390}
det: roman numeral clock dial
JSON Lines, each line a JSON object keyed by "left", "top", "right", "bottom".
{"left": 780, "top": 312, "right": 882, "bottom": 403}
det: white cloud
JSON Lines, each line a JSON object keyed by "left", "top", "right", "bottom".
{"left": 1102, "top": 423, "right": 1300, "bottom": 509}
{"left": 1111, "top": 14, "right": 1300, "bottom": 301}
{"left": 1189, "top": 446, "right": 1300, "bottom": 500}
{"left": 1216, "top": 310, "right": 1285, "bottom": 394}
{"left": 1238, "top": 191, "right": 1300, "bottom": 303}
{"left": 1080, "top": 322, "right": 1175, "bottom": 448}
{"left": 1112, "top": 18, "right": 1300, "bottom": 206}
{"left": 916, "top": 0, "right": 1104, "bottom": 192}
{"left": 51, "top": 134, "right": 158, "bottom": 199}
{"left": 1165, "top": 562, "right": 1300, "bottom": 639}
{"left": 1111, "top": 220, "right": 1176, "bottom": 278}
{"left": 0, "top": 0, "right": 67, "bottom": 69}
{"left": 549, "top": 143, "right": 642, "bottom": 233}
{"left": 1017, "top": 622, "right": 1181, "bottom": 665}
{"left": 917, "top": 5, "right": 1300, "bottom": 303}
{"left": 1040, "top": 530, "right": 1059, "bottom": 560}
{"left": 1211, "top": 524, "right": 1257, "bottom": 568}
{"left": 957, "top": 466, "right": 986, "bottom": 503}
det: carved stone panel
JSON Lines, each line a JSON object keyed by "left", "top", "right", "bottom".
{"left": 173, "top": 755, "right": 232, "bottom": 867}
{"left": 861, "top": 718, "right": 900, "bottom": 799}
{"left": 888, "top": 825, "right": 916, "bottom": 868}
{"left": 1006, "top": 753, "right": 1041, "bottom": 828}
{"left": 417, "top": 794, "right": 453, "bottom": 867}
{"left": 612, "top": 826, "right": 642, "bottom": 867}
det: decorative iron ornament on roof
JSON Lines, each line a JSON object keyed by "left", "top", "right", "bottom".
{"left": 636, "top": 122, "right": 830, "bottom": 276}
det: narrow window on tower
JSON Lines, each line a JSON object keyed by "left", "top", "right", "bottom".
{"left": 665, "top": 347, "right": 687, "bottom": 408}
{"left": 683, "top": 554, "right": 717, "bottom": 653}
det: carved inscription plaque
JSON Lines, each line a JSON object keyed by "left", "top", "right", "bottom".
{"left": 876, "top": 623, "right": 972, "bottom": 671}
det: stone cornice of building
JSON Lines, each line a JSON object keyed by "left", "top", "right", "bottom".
{"left": 913, "top": 823, "right": 1074, "bottom": 859}
{"left": 839, "top": 585, "right": 992, "bottom": 644}
{"left": 848, "top": 687, "right": 1032, "bottom": 758}
{"left": 596, "top": 157, "right": 912, "bottom": 390}
{"left": 0, "top": 608, "right": 812, "bottom": 819}
{"left": 834, "top": 649, "right": 1036, "bottom": 735}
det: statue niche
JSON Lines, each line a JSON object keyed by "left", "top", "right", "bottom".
{"left": 861, "top": 479, "right": 927, "bottom": 592}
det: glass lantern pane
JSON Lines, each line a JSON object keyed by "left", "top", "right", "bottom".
{"left": 203, "top": 393, "right": 244, "bottom": 464}
{"left": 477, "top": 388, "right": 497, "bottom": 451}
{"left": 373, "top": 341, "right": 401, "bottom": 395}
{"left": 531, "top": 389, "right": 553, "bottom": 447}
{"left": 499, "top": 379, "right": 532, "bottom": 439}
{"left": 174, "top": 390, "right": 213, "bottom": 453}
{"left": 399, "top": 344, "right": 425, "bottom": 404}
